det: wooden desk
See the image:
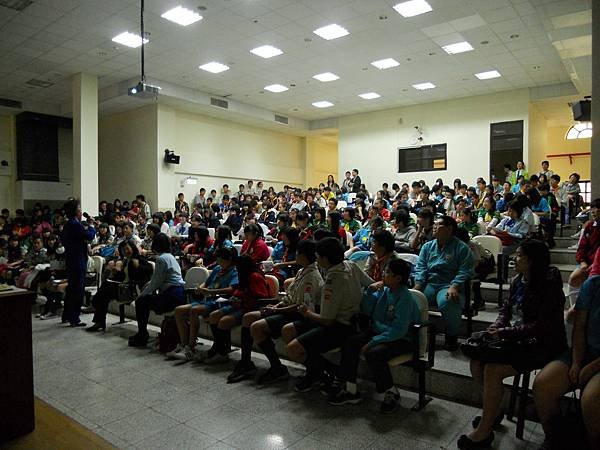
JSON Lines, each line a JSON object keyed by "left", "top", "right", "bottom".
{"left": 0, "top": 287, "right": 36, "bottom": 442}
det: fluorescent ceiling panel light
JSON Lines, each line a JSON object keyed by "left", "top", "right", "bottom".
{"left": 371, "top": 58, "right": 400, "bottom": 70}
{"left": 475, "top": 70, "right": 502, "bottom": 80}
{"left": 358, "top": 92, "right": 381, "bottom": 99}
{"left": 441, "top": 41, "right": 474, "bottom": 54}
{"left": 313, "top": 24, "right": 349, "bottom": 40}
{"left": 250, "top": 45, "right": 283, "bottom": 59}
{"left": 161, "top": 6, "right": 202, "bottom": 26}
{"left": 112, "top": 31, "right": 148, "bottom": 48}
{"left": 264, "top": 84, "right": 288, "bottom": 93}
{"left": 312, "top": 101, "right": 334, "bottom": 108}
{"left": 313, "top": 72, "right": 339, "bottom": 82}
{"left": 412, "top": 82, "right": 436, "bottom": 90}
{"left": 198, "top": 61, "right": 230, "bottom": 73}
{"left": 393, "top": 0, "right": 433, "bottom": 18}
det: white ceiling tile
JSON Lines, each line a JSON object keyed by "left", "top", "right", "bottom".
{"left": 448, "top": 14, "right": 486, "bottom": 31}
{"left": 421, "top": 22, "right": 454, "bottom": 38}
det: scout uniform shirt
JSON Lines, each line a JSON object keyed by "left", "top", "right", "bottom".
{"left": 281, "top": 262, "right": 323, "bottom": 310}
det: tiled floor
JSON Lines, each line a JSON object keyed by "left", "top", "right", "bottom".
{"left": 32, "top": 312, "right": 544, "bottom": 449}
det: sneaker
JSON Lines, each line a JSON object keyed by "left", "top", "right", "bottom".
{"left": 320, "top": 376, "right": 342, "bottom": 397}
{"left": 294, "top": 376, "right": 319, "bottom": 393}
{"left": 128, "top": 333, "right": 149, "bottom": 347}
{"left": 39, "top": 312, "right": 57, "bottom": 320}
{"left": 174, "top": 346, "right": 195, "bottom": 362}
{"left": 328, "top": 389, "right": 362, "bottom": 406}
{"left": 35, "top": 312, "right": 43, "bottom": 318}
{"left": 257, "top": 366, "right": 289, "bottom": 385}
{"left": 166, "top": 344, "right": 185, "bottom": 359}
{"left": 227, "top": 361, "right": 257, "bottom": 383}
{"left": 568, "top": 244, "right": 578, "bottom": 250}
{"left": 380, "top": 391, "right": 400, "bottom": 414}
{"left": 204, "top": 352, "right": 229, "bottom": 365}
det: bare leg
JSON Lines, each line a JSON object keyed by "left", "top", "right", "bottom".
{"left": 470, "top": 359, "right": 485, "bottom": 394}
{"left": 281, "top": 323, "right": 297, "bottom": 344}
{"left": 468, "top": 363, "right": 517, "bottom": 441}
{"left": 532, "top": 360, "right": 571, "bottom": 438}
{"left": 286, "top": 339, "right": 306, "bottom": 363}
{"left": 251, "top": 318, "right": 270, "bottom": 344}
{"left": 174, "top": 304, "right": 191, "bottom": 345}
{"left": 188, "top": 305, "right": 206, "bottom": 349}
{"left": 581, "top": 373, "right": 600, "bottom": 449}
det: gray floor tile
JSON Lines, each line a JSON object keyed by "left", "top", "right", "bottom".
{"left": 186, "top": 405, "right": 261, "bottom": 440}
{"left": 73, "top": 394, "right": 146, "bottom": 427}
{"left": 94, "top": 426, "right": 132, "bottom": 448}
{"left": 151, "top": 391, "right": 221, "bottom": 422}
{"left": 121, "top": 380, "right": 188, "bottom": 407}
{"left": 368, "top": 434, "right": 443, "bottom": 450}
{"left": 102, "top": 408, "right": 179, "bottom": 445}
{"left": 287, "top": 436, "right": 342, "bottom": 449}
{"left": 80, "top": 362, "right": 139, "bottom": 383}
{"left": 262, "top": 396, "right": 340, "bottom": 435}
{"left": 307, "top": 415, "right": 394, "bottom": 449}
{"left": 135, "top": 424, "right": 218, "bottom": 450}
{"left": 221, "top": 422, "right": 304, "bottom": 450}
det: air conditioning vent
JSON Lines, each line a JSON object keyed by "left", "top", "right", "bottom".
{"left": 210, "top": 97, "right": 229, "bottom": 109}
{"left": 0, "top": 0, "right": 33, "bottom": 11}
{"left": 25, "top": 79, "right": 54, "bottom": 88}
{"left": 274, "top": 114, "right": 289, "bottom": 125}
{"left": 0, "top": 98, "right": 22, "bottom": 109}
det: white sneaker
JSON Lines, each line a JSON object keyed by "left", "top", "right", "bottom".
{"left": 174, "top": 346, "right": 195, "bottom": 362}
{"left": 204, "top": 352, "right": 229, "bottom": 364}
{"left": 40, "top": 312, "right": 57, "bottom": 320}
{"left": 166, "top": 344, "right": 184, "bottom": 359}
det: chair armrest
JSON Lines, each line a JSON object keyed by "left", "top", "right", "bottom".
{"left": 256, "top": 297, "right": 281, "bottom": 306}
{"left": 412, "top": 321, "right": 436, "bottom": 368}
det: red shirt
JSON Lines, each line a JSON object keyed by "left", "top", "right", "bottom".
{"left": 240, "top": 238, "right": 270, "bottom": 263}
{"left": 232, "top": 271, "right": 269, "bottom": 312}
{"left": 576, "top": 220, "right": 600, "bottom": 265}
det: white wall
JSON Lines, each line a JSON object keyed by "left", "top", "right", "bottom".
{"left": 338, "top": 90, "right": 530, "bottom": 192}
{"left": 156, "top": 104, "right": 305, "bottom": 210}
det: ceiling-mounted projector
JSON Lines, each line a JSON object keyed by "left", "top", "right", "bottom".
{"left": 128, "top": 81, "right": 160, "bottom": 98}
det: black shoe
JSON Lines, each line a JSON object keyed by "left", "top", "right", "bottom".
{"left": 457, "top": 432, "right": 494, "bottom": 449}
{"left": 444, "top": 335, "right": 459, "bottom": 352}
{"left": 69, "top": 321, "right": 87, "bottom": 328}
{"left": 128, "top": 333, "right": 149, "bottom": 347}
{"left": 328, "top": 389, "right": 362, "bottom": 406}
{"left": 294, "top": 376, "right": 319, "bottom": 393}
{"left": 472, "top": 413, "right": 503, "bottom": 429}
{"left": 380, "top": 391, "right": 400, "bottom": 414}
{"left": 257, "top": 366, "right": 289, "bottom": 385}
{"left": 85, "top": 323, "right": 105, "bottom": 332}
{"left": 227, "top": 361, "right": 257, "bottom": 383}
{"left": 319, "top": 372, "right": 341, "bottom": 397}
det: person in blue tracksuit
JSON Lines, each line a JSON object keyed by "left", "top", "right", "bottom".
{"left": 61, "top": 199, "right": 95, "bottom": 327}
{"left": 329, "top": 258, "right": 420, "bottom": 413}
{"left": 414, "top": 215, "right": 473, "bottom": 351}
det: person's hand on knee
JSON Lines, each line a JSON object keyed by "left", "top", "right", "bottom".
{"left": 446, "top": 285, "right": 460, "bottom": 303}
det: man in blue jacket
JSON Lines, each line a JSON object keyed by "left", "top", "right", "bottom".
{"left": 414, "top": 215, "right": 473, "bottom": 351}
{"left": 61, "top": 199, "right": 95, "bottom": 327}
{"left": 329, "top": 259, "right": 421, "bottom": 413}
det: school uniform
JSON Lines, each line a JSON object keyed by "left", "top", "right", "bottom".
{"left": 339, "top": 285, "right": 421, "bottom": 393}
{"left": 190, "top": 265, "right": 239, "bottom": 314}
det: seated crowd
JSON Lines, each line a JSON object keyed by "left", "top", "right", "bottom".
{"left": 1, "top": 160, "right": 598, "bottom": 450}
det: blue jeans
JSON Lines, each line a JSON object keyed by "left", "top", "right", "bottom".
{"left": 422, "top": 283, "right": 464, "bottom": 337}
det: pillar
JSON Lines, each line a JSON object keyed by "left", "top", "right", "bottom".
{"left": 592, "top": 1, "right": 600, "bottom": 199}
{"left": 72, "top": 73, "right": 98, "bottom": 215}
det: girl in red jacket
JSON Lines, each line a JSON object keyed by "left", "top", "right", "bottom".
{"left": 240, "top": 223, "right": 270, "bottom": 263}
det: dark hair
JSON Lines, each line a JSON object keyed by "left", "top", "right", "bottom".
{"left": 315, "top": 237, "right": 345, "bottom": 265}
{"left": 282, "top": 227, "right": 300, "bottom": 253}
{"left": 518, "top": 239, "right": 550, "bottom": 287}
{"left": 215, "top": 246, "right": 237, "bottom": 261}
{"left": 343, "top": 207, "right": 355, "bottom": 219}
{"left": 394, "top": 209, "right": 410, "bottom": 226}
{"left": 328, "top": 197, "right": 338, "bottom": 206}
{"left": 136, "top": 194, "right": 145, "bottom": 202}
{"left": 526, "top": 188, "right": 542, "bottom": 206}
{"left": 236, "top": 254, "right": 261, "bottom": 289}
{"left": 569, "top": 173, "right": 581, "bottom": 182}
{"left": 313, "top": 207, "right": 326, "bottom": 220}
{"left": 146, "top": 223, "right": 161, "bottom": 237}
{"left": 507, "top": 200, "right": 524, "bottom": 216}
{"left": 118, "top": 239, "right": 140, "bottom": 258}
{"left": 484, "top": 196, "right": 497, "bottom": 211}
{"left": 276, "top": 213, "right": 291, "bottom": 226}
{"left": 297, "top": 239, "right": 317, "bottom": 263}
{"left": 151, "top": 233, "right": 171, "bottom": 254}
{"left": 152, "top": 213, "right": 164, "bottom": 225}
{"left": 296, "top": 211, "right": 309, "bottom": 222}
{"left": 542, "top": 160, "right": 549, "bottom": 165}
{"left": 63, "top": 199, "right": 79, "bottom": 219}
{"left": 328, "top": 211, "right": 342, "bottom": 236}
{"left": 386, "top": 259, "right": 411, "bottom": 284}
{"left": 550, "top": 174, "right": 561, "bottom": 183}
{"left": 243, "top": 223, "right": 263, "bottom": 239}
{"left": 372, "top": 230, "right": 395, "bottom": 253}
{"left": 216, "top": 225, "right": 232, "bottom": 243}
{"left": 455, "top": 226, "right": 470, "bottom": 243}
{"left": 538, "top": 183, "right": 550, "bottom": 192}
{"left": 529, "top": 174, "right": 539, "bottom": 183}
{"left": 417, "top": 208, "right": 434, "bottom": 224}
{"left": 590, "top": 198, "right": 600, "bottom": 209}
{"left": 438, "top": 215, "right": 458, "bottom": 235}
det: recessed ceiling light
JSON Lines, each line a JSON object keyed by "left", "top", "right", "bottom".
{"left": 198, "top": 61, "right": 230, "bottom": 73}
{"left": 313, "top": 24, "right": 349, "bottom": 40}
{"left": 359, "top": 92, "right": 381, "bottom": 100}
{"left": 393, "top": 0, "right": 433, "bottom": 18}
{"left": 250, "top": 45, "right": 283, "bottom": 59}
{"left": 161, "top": 6, "right": 203, "bottom": 26}
{"left": 412, "top": 82, "right": 436, "bottom": 90}
{"left": 264, "top": 84, "right": 289, "bottom": 93}
{"left": 441, "top": 41, "right": 474, "bottom": 54}
{"left": 111, "top": 32, "right": 148, "bottom": 48}
{"left": 475, "top": 70, "right": 501, "bottom": 80}
{"left": 313, "top": 72, "right": 339, "bottom": 82}
{"left": 371, "top": 58, "right": 400, "bottom": 70}
{"left": 312, "top": 101, "right": 334, "bottom": 108}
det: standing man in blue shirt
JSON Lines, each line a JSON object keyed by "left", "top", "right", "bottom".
{"left": 414, "top": 216, "right": 473, "bottom": 351}
{"left": 61, "top": 199, "right": 95, "bottom": 327}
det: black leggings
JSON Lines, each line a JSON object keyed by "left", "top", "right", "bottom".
{"left": 135, "top": 286, "right": 185, "bottom": 335}
{"left": 91, "top": 282, "right": 120, "bottom": 326}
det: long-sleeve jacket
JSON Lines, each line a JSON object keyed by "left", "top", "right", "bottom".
{"left": 493, "top": 267, "right": 567, "bottom": 354}
{"left": 494, "top": 217, "right": 530, "bottom": 240}
{"left": 140, "top": 253, "right": 184, "bottom": 297}
{"left": 362, "top": 285, "right": 421, "bottom": 347}
{"left": 414, "top": 236, "right": 473, "bottom": 287}
{"left": 62, "top": 218, "right": 95, "bottom": 269}
{"left": 231, "top": 271, "right": 269, "bottom": 312}
{"left": 576, "top": 220, "right": 600, "bottom": 265}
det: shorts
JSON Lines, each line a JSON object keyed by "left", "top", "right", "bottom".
{"left": 296, "top": 322, "right": 354, "bottom": 354}
{"left": 264, "top": 312, "right": 304, "bottom": 339}
{"left": 190, "top": 299, "right": 219, "bottom": 315}
{"left": 217, "top": 302, "right": 244, "bottom": 325}
{"left": 555, "top": 349, "right": 600, "bottom": 368}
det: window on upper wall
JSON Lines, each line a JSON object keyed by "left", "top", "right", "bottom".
{"left": 566, "top": 122, "right": 593, "bottom": 140}
{"left": 398, "top": 144, "right": 447, "bottom": 173}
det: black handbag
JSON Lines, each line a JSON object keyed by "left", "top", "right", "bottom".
{"left": 461, "top": 331, "right": 537, "bottom": 363}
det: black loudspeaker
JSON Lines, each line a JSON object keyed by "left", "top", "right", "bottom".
{"left": 164, "top": 149, "right": 180, "bottom": 164}
{"left": 572, "top": 99, "right": 591, "bottom": 122}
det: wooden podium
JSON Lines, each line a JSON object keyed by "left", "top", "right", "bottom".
{"left": 0, "top": 287, "right": 36, "bottom": 441}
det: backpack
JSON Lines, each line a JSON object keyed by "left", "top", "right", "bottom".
{"left": 155, "top": 315, "right": 180, "bottom": 353}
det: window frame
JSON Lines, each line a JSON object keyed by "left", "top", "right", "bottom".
{"left": 397, "top": 143, "right": 447, "bottom": 173}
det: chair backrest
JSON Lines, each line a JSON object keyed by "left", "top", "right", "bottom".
{"left": 532, "top": 213, "right": 540, "bottom": 229}
{"left": 348, "top": 192, "right": 357, "bottom": 202}
{"left": 265, "top": 274, "right": 279, "bottom": 298}
{"left": 267, "top": 246, "right": 274, "bottom": 257}
{"left": 337, "top": 200, "right": 347, "bottom": 209}
{"left": 207, "top": 228, "right": 215, "bottom": 239}
{"left": 259, "top": 223, "right": 270, "bottom": 237}
{"left": 409, "top": 212, "right": 418, "bottom": 224}
{"left": 472, "top": 235, "right": 502, "bottom": 260}
{"left": 409, "top": 289, "right": 429, "bottom": 357}
{"left": 184, "top": 266, "right": 209, "bottom": 289}
{"left": 477, "top": 221, "right": 487, "bottom": 236}
{"left": 148, "top": 261, "right": 155, "bottom": 272}
{"left": 233, "top": 243, "right": 243, "bottom": 255}
{"left": 397, "top": 253, "right": 419, "bottom": 267}
{"left": 345, "top": 231, "right": 353, "bottom": 248}
{"left": 91, "top": 255, "right": 104, "bottom": 273}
